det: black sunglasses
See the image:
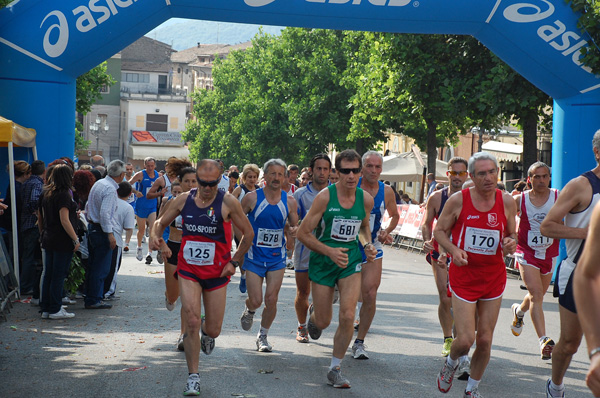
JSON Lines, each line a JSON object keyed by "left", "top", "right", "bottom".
{"left": 198, "top": 178, "right": 220, "bottom": 187}
{"left": 337, "top": 167, "right": 362, "bottom": 175}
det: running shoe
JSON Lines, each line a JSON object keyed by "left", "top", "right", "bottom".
{"left": 200, "top": 325, "right": 215, "bottom": 355}
{"left": 510, "top": 303, "right": 524, "bottom": 336}
{"left": 545, "top": 379, "right": 565, "bottom": 398}
{"left": 457, "top": 357, "right": 471, "bottom": 381}
{"left": 351, "top": 341, "right": 369, "bottom": 359}
{"left": 136, "top": 247, "right": 143, "bottom": 261}
{"left": 183, "top": 374, "right": 200, "bottom": 396}
{"left": 30, "top": 298, "right": 40, "bottom": 306}
{"left": 286, "top": 258, "right": 294, "bottom": 270}
{"left": 239, "top": 276, "right": 247, "bottom": 294}
{"left": 123, "top": 245, "right": 129, "bottom": 252}
{"left": 240, "top": 307, "right": 254, "bottom": 331}
{"left": 62, "top": 296, "right": 76, "bottom": 305}
{"left": 177, "top": 334, "right": 185, "bottom": 351}
{"left": 307, "top": 303, "right": 322, "bottom": 340}
{"left": 540, "top": 337, "right": 555, "bottom": 360}
{"left": 353, "top": 318, "right": 360, "bottom": 331}
{"left": 437, "top": 360, "right": 458, "bottom": 393}
{"left": 41, "top": 311, "right": 49, "bottom": 319}
{"left": 145, "top": 253, "right": 152, "bottom": 265}
{"left": 157, "top": 250, "right": 164, "bottom": 264}
{"left": 49, "top": 307, "right": 75, "bottom": 319}
{"left": 442, "top": 337, "right": 453, "bottom": 357}
{"left": 256, "top": 335, "right": 273, "bottom": 352}
{"left": 464, "top": 387, "right": 483, "bottom": 397}
{"left": 165, "top": 296, "right": 175, "bottom": 312}
{"left": 296, "top": 326, "right": 309, "bottom": 343}
{"left": 327, "top": 366, "right": 351, "bottom": 388}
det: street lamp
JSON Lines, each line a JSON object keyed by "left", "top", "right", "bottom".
{"left": 89, "top": 116, "right": 109, "bottom": 155}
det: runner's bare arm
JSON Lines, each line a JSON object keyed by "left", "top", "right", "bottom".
{"left": 360, "top": 191, "right": 377, "bottom": 262}
{"left": 540, "top": 176, "right": 591, "bottom": 240}
{"left": 574, "top": 202, "right": 600, "bottom": 397}
{"left": 433, "top": 193, "right": 467, "bottom": 266}
{"left": 286, "top": 196, "right": 299, "bottom": 237}
{"left": 225, "top": 194, "right": 254, "bottom": 261}
{"left": 297, "top": 189, "right": 349, "bottom": 268}
{"left": 422, "top": 190, "right": 441, "bottom": 252}
{"left": 502, "top": 191, "right": 518, "bottom": 255}
{"left": 128, "top": 171, "right": 144, "bottom": 197}
{"left": 378, "top": 185, "right": 399, "bottom": 244}
{"left": 240, "top": 190, "right": 257, "bottom": 215}
{"left": 146, "top": 175, "right": 168, "bottom": 199}
{"left": 149, "top": 192, "right": 188, "bottom": 251}
{"left": 514, "top": 193, "right": 522, "bottom": 217}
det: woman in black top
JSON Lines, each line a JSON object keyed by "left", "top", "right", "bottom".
{"left": 38, "top": 164, "right": 80, "bottom": 319}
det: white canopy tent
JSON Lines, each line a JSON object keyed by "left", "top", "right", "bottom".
{"left": 381, "top": 152, "right": 449, "bottom": 183}
{"left": 0, "top": 117, "right": 37, "bottom": 295}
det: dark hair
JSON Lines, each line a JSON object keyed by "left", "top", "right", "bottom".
{"left": 447, "top": 156, "right": 468, "bottom": 169}
{"left": 179, "top": 167, "right": 197, "bottom": 182}
{"left": 229, "top": 171, "right": 240, "bottom": 180}
{"left": 309, "top": 153, "right": 332, "bottom": 170}
{"left": 73, "top": 170, "right": 95, "bottom": 201}
{"left": 335, "top": 149, "right": 362, "bottom": 170}
{"left": 287, "top": 164, "right": 299, "bottom": 172}
{"left": 513, "top": 180, "right": 527, "bottom": 192}
{"left": 43, "top": 164, "right": 72, "bottom": 199}
{"left": 30, "top": 160, "right": 45, "bottom": 176}
{"left": 165, "top": 157, "right": 193, "bottom": 180}
{"left": 117, "top": 181, "right": 132, "bottom": 198}
{"left": 90, "top": 168, "right": 102, "bottom": 181}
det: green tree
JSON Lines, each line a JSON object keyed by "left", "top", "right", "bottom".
{"left": 567, "top": 0, "right": 600, "bottom": 75}
{"left": 184, "top": 29, "right": 370, "bottom": 166}
{"left": 75, "top": 62, "right": 115, "bottom": 152}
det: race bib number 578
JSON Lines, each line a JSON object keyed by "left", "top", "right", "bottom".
{"left": 464, "top": 227, "right": 500, "bottom": 255}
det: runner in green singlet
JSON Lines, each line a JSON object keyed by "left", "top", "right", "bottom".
{"left": 297, "top": 149, "right": 376, "bottom": 389}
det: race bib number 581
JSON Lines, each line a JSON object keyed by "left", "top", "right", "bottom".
{"left": 183, "top": 241, "right": 216, "bottom": 266}
{"left": 464, "top": 227, "right": 500, "bottom": 255}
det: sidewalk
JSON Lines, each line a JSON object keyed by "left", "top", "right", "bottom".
{"left": 0, "top": 240, "right": 591, "bottom": 397}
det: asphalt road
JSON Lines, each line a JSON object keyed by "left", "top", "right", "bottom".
{"left": 0, "top": 241, "right": 592, "bottom": 398}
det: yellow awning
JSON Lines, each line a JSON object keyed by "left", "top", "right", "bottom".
{"left": 0, "top": 117, "right": 36, "bottom": 147}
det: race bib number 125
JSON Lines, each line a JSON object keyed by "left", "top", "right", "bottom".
{"left": 183, "top": 241, "right": 216, "bottom": 266}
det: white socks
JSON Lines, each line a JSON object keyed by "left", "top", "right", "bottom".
{"left": 330, "top": 356, "right": 342, "bottom": 370}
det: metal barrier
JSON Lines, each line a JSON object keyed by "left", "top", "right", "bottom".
{"left": 0, "top": 235, "right": 18, "bottom": 322}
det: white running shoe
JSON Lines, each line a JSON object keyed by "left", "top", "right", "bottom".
{"left": 352, "top": 341, "right": 369, "bottom": 359}
{"left": 256, "top": 335, "right": 273, "bottom": 352}
{"left": 136, "top": 247, "right": 143, "bottom": 261}
{"left": 165, "top": 296, "right": 175, "bottom": 312}
{"left": 510, "top": 303, "right": 524, "bottom": 336}
{"left": 49, "top": 307, "right": 75, "bottom": 319}
{"left": 327, "top": 366, "right": 351, "bottom": 388}
{"left": 183, "top": 374, "right": 200, "bottom": 396}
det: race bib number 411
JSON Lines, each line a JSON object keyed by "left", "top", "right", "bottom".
{"left": 331, "top": 217, "right": 362, "bottom": 242}
{"left": 183, "top": 241, "right": 216, "bottom": 266}
{"left": 464, "top": 227, "right": 500, "bottom": 255}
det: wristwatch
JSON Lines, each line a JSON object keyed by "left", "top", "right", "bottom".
{"left": 364, "top": 242, "right": 374, "bottom": 251}
{"left": 230, "top": 260, "right": 240, "bottom": 268}
{"left": 72, "top": 239, "right": 79, "bottom": 246}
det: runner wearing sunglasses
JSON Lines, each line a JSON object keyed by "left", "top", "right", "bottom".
{"left": 297, "top": 149, "right": 377, "bottom": 389}
{"left": 422, "top": 157, "right": 469, "bottom": 362}
{"left": 149, "top": 159, "right": 254, "bottom": 397}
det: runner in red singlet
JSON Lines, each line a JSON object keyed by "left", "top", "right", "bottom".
{"left": 433, "top": 152, "right": 517, "bottom": 398}
{"left": 150, "top": 159, "right": 254, "bottom": 396}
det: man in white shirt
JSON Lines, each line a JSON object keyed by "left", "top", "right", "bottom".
{"left": 104, "top": 181, "right": 136, "bottom": 300}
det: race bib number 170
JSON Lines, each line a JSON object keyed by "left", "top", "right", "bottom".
{"left": 464, "top": 227, "right": 500, "bottom": 255}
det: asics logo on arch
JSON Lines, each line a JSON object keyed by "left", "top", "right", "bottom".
{"left": 244, "top": 0, "right": 412, "bottom": 8}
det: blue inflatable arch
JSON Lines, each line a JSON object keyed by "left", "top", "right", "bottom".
{"left": 1, "top": 0, "right": 599, "bottom": 188}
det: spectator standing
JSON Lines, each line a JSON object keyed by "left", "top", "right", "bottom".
{"left": 19, "top": 160, "right": 45, "bottom": 296}
{"left": 84, "top": 160, "right": 126, "bottom": 309}
{"left": 38, "top": 164, "right": 80, "bottom": 319}
{"left": 104, "top": 181, "right": 135, "bottom": 300}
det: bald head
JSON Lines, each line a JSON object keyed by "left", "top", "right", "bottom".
{"left": 198, "top": 159, "right": 221, "bottom": 181}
